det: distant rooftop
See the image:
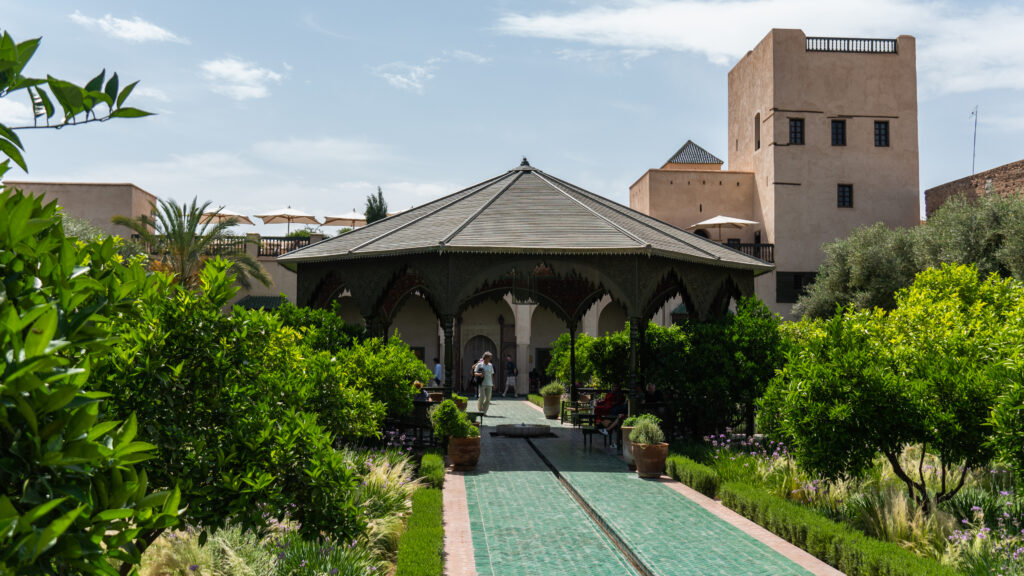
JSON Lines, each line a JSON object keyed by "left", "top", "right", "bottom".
{"left": 665, "top": 140, "right": 723, "bottom": 165}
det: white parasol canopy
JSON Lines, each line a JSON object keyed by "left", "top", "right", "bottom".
{"left": 254, "top": 206, "right": 320, "bottom": 234}
{"left": 201, "top": 207, "right": 254, "bottom": 226}
{"left": 322, "top": 209, "right": 367, "bottom": 228}
{"left": 688, "top": 215, "right": 759, "bottom": 241}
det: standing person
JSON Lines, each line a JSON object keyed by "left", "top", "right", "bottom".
{"left": 475, "top": 352, "right": 495, "bottom": 413}
{"left": 468, "top": 357, "right": 483, "bottom": 398}
{"left": 432, "top": 357, "right": 443, "bottom": 386}
{"left": 502, "top": 354, "right": 518, "bottom": 397}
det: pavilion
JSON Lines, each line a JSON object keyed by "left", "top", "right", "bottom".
{"left": 279, "top": 159, "right": 773, "bottom": 396}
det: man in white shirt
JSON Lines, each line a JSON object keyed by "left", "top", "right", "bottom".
{"left": 475, "top": 351, "right": 495, "bottom": 413}
{"left": 432, "top": 357, "right": 443, "bottom": 386}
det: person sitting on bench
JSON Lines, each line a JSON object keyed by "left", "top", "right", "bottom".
{"left": 594, "top": 384, "right": 627, "bottom": 449}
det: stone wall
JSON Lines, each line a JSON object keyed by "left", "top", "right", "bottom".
{"left": 925, "top": 158, "right": 1024, "bottom": 217}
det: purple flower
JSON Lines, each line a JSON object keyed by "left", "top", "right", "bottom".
{"left": 971, "top": 506, "right": 983, "bottom": 512}
{"left": 189, "top": 566, "right": 199, "bottom": 572}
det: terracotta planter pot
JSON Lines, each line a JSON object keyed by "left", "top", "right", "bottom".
{"left": 454, "top": 398, "right": 468, "bottom": 411}
{"left": 633, "top": 442, "right": 668, "bottom": 478}
{"left": 429, "top": 392, "right": 444, "bottom": 403}
{"left": 448, "top": 436, "right": 481, "bottom": 471}
{"left": 621, "top": 426, "right": 635, "bottom": 470}
{"left": 542, "top": 394, "right": 561, "bottom": 419}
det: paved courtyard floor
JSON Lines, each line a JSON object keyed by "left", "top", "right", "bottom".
{"left": 443, "top": 397, "right": 842, "bottom": 576}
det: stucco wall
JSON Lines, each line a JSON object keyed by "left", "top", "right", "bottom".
{"left": 7, "top": 181, "right": 157, "bottom": 238}
{"left": 390, "top": 295, "right": 439, "bottom": 372}
{"left": 924, "top": 158, "right": 1024, "bottom": 217}
{"left": 632, "top": 169, "right": 758, "bottom": 242}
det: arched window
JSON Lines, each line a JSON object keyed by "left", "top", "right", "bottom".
{"left": 754, "top": 113, "right": 761, "bottom": 150}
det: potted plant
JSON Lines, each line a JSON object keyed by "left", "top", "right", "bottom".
{"left": 431, "top": 399, "right": 481, "bottom": 471}
{"left": 621, "top": 413, "right": 662, "bottom": 471}
{"left": 630, "top": 419, "right": 668, "bottom": 478}
{"left": 452, "top": 393, "right": 468, "bottom": 411}
{"left": 539, "top": 382, "right": 564, "bottom": 419}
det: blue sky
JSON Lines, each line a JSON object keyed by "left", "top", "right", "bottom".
{"left": 2, "top": 0, "right": 1022, "bottom": 232}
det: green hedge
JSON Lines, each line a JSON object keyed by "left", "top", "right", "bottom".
{"left": 666, "top": 456, "right": 721, "bottom": 498}
{"left": 395, "top": 488, "right": 443, "bottom": 576}
{"left": 718, "top": 482, "right": 956, "bottom": 576}
{"left": 420, "top": 452, "right": 445, "bottom": 489}
{"left": 528, "top": 394, "right": 543, "bottom": 408}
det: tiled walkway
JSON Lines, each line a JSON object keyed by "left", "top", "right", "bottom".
{"left": 446, "top": 398, "right": 839, "bottom": 576}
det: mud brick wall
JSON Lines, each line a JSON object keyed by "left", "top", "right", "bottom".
{"left": 925, "top": 159, "right": 1024, "bottom": 217}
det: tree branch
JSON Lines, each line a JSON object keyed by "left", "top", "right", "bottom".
{"left": 936, "top": 464, "right": 970, "bottom": 504}
{"left": 885, "top": 450, "right": 925, "bottom": 505}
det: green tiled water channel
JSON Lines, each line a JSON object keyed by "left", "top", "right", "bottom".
{"left": 462, "top": 398, "right": 813, "bottom": 576}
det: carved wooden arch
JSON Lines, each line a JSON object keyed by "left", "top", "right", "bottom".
{"left": 708, "top": 275, "right": 744, "bottom": 319}
{"left": 310, "top": 271, "right": 350, "bottom": 310}
{"left": 642, "top": 269, "right": 699, "bottom": 321}
{"left": 375, "top": 268, "right": 444, "bottom": 325}
{"left": 460, "top": 267, "right": 609, "bottom": 327}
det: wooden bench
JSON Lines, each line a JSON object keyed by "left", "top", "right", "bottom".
{"left": 465, "top": 410, "right": 485, "bottom": 428}
{"left": 578, "top": 413, "right": 607, "bottom": 448}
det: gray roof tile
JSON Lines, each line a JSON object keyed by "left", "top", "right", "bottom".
{"left": 666, "top": 140, "right": 723, "bottom": 165}
{"left": 279, "top": 163, "right": 771, "bottom": 272}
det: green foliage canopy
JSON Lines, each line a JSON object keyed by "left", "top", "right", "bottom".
{"left": 365, "top": 186, "right": 388, "bottom": 224}
{"left": 0, "top": 190, "right": 178, "bottom": 575}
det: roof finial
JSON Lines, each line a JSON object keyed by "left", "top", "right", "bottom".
{"left": 520, "top": 157, "right": 530, "bottom": 167}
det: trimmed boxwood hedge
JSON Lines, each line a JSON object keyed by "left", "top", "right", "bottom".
{"left": 420, "top": 452, "right": 445, "bottom": 489}
{"left": 666, "top": 455, "right": 721, "bottom": 498}
{"left": 528, "top": 394, "right": 543, "bottom": 408}
{"left": 718, "top": 482, "right": 956, "bottom": 576}
{"left": 395, "top": 488, "right": 443, "bottom": 576}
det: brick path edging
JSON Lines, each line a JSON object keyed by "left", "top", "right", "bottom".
{"left": 443, "top": 470, "right": 477, "bottom": 576}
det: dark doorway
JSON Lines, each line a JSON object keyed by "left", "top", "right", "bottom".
{"left": 535, "top": 347, "right": 553, "bottom": 386}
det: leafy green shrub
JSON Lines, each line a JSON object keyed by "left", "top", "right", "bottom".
{"left": 420, "top": 453, "right": 445, "bottom": 489}
{"left": 333, "top": 335, "right": 433, "bottom": 418}
{"left": 528, "top": 393, "right": 543, "bottom": 407}
{"left": 276, "top": 300, "right": 365, "bottom": 353}
{"left": 539, "top": 382, "right": 564, "bottom": 396}
{"left": 395, "top": 488, "right": 443, "bottom": 576}
{"left": 666, "top": 456, "right": 721, "bottom": 498}
{"left": 0, "top": 190, "right": 179, "bottom": 575}
{"left": 97, "top": 260, "right": 364, "bottom": 545}
{"left": 623, "top": 413, "right": 662, "bottom": 427}
{"left": 629, "top": 419, "right": 665, "bottom": 445}
{"left": 451, "top": 393, "right": 467, "bottom": 404}
{"left": 299, "top": 350, "right": 386, "bottom": 441}
{"left": 719, "top": 482, "right": 956, "bottom": 576}
{"left": 546, "top": 332, "right": 595, "bottom": 383}
{"left": 430, "top": 400, "right": 479, "bottom": 439}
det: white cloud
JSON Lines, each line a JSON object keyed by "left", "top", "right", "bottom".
{"left": 69, "top": 11, "right": 187, "bottom": 43}
{"left": 497, "top": 0, "right": 1024, "bottom": 94}
{"left": 133, "top": 87, "right": 170, "bottom": 102}
{"left": 372, "top": 62, "right": 435, "bottom": 94}
{"left": 252, "top": 137, "right": 391, "bottom": 166}
{"left": 0, "top": 99, "right": 33, "bottom": 125}
{"left": 201, "top": 58, "right": 283, "bottom": 100}
{"left": 446, "top": 49, "right": 492, "bottom": 64}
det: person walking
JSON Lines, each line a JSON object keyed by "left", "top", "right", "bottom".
{"left": 432, "top": 357, "right": 443, "bottom": 386}
{"left": 502, "top": 354, "right": 518, "bottom": 397}
{"left": 475, "top": 352, "right": 495, "bottom": 413}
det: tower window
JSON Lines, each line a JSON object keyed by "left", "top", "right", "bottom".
{"left": 837, "top": 184, "right": 853, "bottom": 208}
{"left": 874, "top": 121, "right": 890, "bottom": 147}
{"left": 831, "top": 120, "right": 846, "bottom": 146}
{"left": 789, "top": 118, "right": 804, "bottom": 145}
{"left": 754, "top": 113, "right": 761, "bottom": 150}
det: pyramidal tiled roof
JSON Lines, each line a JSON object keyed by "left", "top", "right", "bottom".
{"left": 666, "top": 140, "right": 723, "bottom": 165}
{"left": 279, "top": 160, "right": 771, "bottom": 272}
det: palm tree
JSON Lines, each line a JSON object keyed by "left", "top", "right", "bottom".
{"left": 114, "top": 197, "right": 271, "bottom": 290}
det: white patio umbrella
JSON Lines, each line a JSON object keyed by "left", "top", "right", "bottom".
{"left": 201, "top": 207, "right": 254, "bottom": 226}
{"left": 688, "top": 215, "right": 759, "bottom": 241}
{"left": 254, "top": 206, "right": 320, "bottom": 234}
{"left": 322, "top": 209, "right": 367, "bottom": 228}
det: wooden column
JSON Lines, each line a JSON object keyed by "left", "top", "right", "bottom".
{"left": 569, "top": 321, "right": 578, "bottom": 402}
{"left": 442, "top": 314, "right": 455, "bottom": 398}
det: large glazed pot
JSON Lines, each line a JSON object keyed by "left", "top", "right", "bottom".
{"left": 633, "top": 442, "right": 669, "bottom": 478}
{"left": 542, "top": 395, "right": 561, "bottom": 419}
{"left": 448, "top": 436, "right": 481, "bottom": 471}
{"left": 621, "top": 426, "right": 635, "bottom": 470}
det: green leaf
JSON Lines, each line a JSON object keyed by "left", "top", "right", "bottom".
{"left": 47, "top": 76, "right": 85, "bottom": 117}
{"left": 33, "top": 87, "right": 55, "bottom": 119}
{"left": 91, "top": 508, "right": 134, "bottom": 522}
{"left": 20, "top": 497, "right": 67, "bottom": 529}
{"left": 0, "top": 137, "right": 28, "bottom": 172}
{"left": 85, "top": 69, "right": 105, "bottom": 93}
{"left": 109, "top": 107, "right": 153, "bottom": 119}
{"left": 39, "top": 385, "right": 78, "bottom": 414}
{"left": 32, "top": 505, "right": 84, "bottom": 561}
{"left": 24, "top": 306, "right": 58, "bottom": 358}
{"left": 104, "top": 72, "right": 119, "bottom": 104}
{"left": 116, "top": 80, "right": 139, "bottom": 108}
{"left": 0, "top": 122, "right": 23, "bottom": 148}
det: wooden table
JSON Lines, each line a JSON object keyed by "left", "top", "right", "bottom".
{"left": 466, "top": 410, "right": 485, "bottom": 427}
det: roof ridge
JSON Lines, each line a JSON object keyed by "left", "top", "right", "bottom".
{"left": 531, "top": 171, "right": 648, "bottom": 248}
{"left": 538, "top": 171, "right": 723, "bottom": 261}
{"left": 346, "top": 171, "right": 516, "bottom": 255}
{"left": 666, "top": 140, "right": 723, "bottom": 165}
{"left": 441, "top": 171, "right": 524, "bottom": 246}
